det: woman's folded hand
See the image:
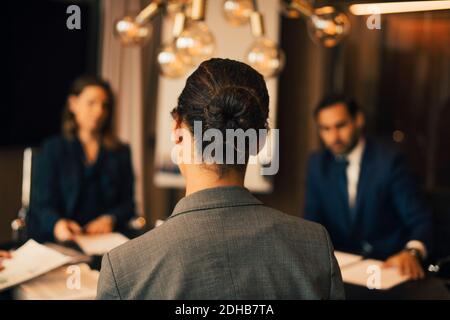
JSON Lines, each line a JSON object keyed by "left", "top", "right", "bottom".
{"left": 54, "top": 219, "right": 82, "bottom": 242}
{"left": 0, "top": 250, "right": 12, "bottom": 271}
{"left": 85, "top": 215, "right": 114, "bottom": 235}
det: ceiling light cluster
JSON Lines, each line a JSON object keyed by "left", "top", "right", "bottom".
{"left": 116, "top": 0, "right": 449, "bottom": 79}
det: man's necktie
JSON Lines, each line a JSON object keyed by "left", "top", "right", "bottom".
{"left": 336, "top": 157, "right": 356, "bottom": 223}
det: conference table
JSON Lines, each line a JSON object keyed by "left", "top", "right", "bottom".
{"left": 345, "top": 277, "right": 450, "bottom": 299}
{"left": 1, "top": 230, "right": 450, "bottom": 300}
{"left": 0, "top": 226, "right": 147, "bottom": 300}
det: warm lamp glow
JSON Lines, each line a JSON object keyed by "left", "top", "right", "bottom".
{"left": 350, "top": 1, "right": 450, "bottom": 15}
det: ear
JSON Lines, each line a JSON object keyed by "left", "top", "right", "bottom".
{"left": 251, "top": 129, "right": 268, "bottom": 156}
{"left": 171, "top": 118, "right": 184, "bottom": 144}
{"left": 68, "top": 95, "right": 78, "bottom": 113}
{"left": 355, "top": 111, "right": 365, "bottom": 129}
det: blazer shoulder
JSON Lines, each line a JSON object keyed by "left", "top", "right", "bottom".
{"left": 119, "top": 143, "right": 131, "bottom": 156}
{"left": 108, "top": 142, "right": 132, "bottom": 159}
{"left": 104, "top": 225, "right": 175, "bottom": 285}
{"left": 265, "top": 206, "right": 329, "bottom": 242}
{"left": 366, "top": 137, "right": 404, "bottom": 164}
{"left": 107, "top": 225, "right": 168, "bottom": 262}
{"left": 107, "top": 211, "right": 330, "bottom": 262}
{"left": 38, "top": 135, "right": 71, "bottom": 160}
{"left": 308, "top": 150, "right": 326, "bottom": 162}
{"left": 115, "top": 142, "right": 131, "bottom": 152}
{"left": 292, "top": 215, "right": 329, "bottom": 239}
{"left": 306, "top": 149, "right": 328, "bottom": 175}
{"left": 41, "top": 135, "right": 67, "bottom": 150}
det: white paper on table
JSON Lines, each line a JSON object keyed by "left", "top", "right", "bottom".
{"left": 334, "top": 251, "right": 363, "bottom": 268}
{"left": 14, "top": 263, "right": 99, "bottom": 300}
{"left": 74, "top": 233, "right": 129, "bottom": 255}
{"left": 0, "top": 239, "right": 72, "bottom": 292}
{"left": 340, "top": 259, "right": 410, "bottom": 290}
{"left": 44, "top": 242, "right": 92, "bottom": 265}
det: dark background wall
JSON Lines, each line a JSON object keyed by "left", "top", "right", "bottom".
{"left": 0, "top": 0, "right": 99, "bottom": 242}
{"left": 0, "top": 150, "right": 23, "bottom": 242}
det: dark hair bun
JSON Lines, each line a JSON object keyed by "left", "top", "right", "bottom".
{"left": 174, "top": 58, "right": 269, "bottom": 134}
{"left": 204, "top": 86, "right": 266, "bottom": 132}
{"left": 172, "top": 58, "right": 270, "bottom": 174}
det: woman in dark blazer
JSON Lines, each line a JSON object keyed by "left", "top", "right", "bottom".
{"left": 28, "top": 76, "right": 136, "bottom": 242}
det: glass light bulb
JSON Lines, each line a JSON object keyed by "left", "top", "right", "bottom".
{"left": 307, "top": 6, "right": 350, "bottom": 48}
{"left": 175, "top": 21, "right": 216, "bottom": 66}
{"left": 281, "top": 0, "right": 312, "bottom": 19}
{"left": 114, "top": 16, "right": 152, "bottom": 46}
{"left": 245, "top": 38, "right": 285, "bottom": 78}
{"left": 223, "top": 0, "right": 253, "bottom": 26}
{"left": 157, "top": 42, "right": 189, "bottom": 78}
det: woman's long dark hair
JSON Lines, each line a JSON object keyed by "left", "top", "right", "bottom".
{"left": 62, "top": 75, "right": 122, "bottom": 150}
{"left": 171, "top": 58, "right": 269, "bottom": 175}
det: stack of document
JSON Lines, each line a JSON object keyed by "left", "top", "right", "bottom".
{"left": 334, "top": 251, "right": 411, "bottom": 290}
{"left": 0, "top": 240, "right": 72, "bottom": 292}
{"left": 74, "top": 232, "right": 129, "bottom": 256}
{"left": 14, "top": 263, "right": 99, "bottom": 300}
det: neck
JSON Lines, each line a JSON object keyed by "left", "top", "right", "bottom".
{"left": 184, "top": 166, "right": 245, "bottom": 196}
{"left": 78, "top": 128, "right": 100, "bottom": 145}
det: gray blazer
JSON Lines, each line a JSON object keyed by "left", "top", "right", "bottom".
{"left": 97, "top": 186, "right": 345, "bottom": 299}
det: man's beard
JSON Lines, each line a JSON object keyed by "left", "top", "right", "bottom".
{"left": 325, "top": 129, "right": 362, "bottom": 156}
{"left": 341, "top": 130, "right": 362, "bottom": 156}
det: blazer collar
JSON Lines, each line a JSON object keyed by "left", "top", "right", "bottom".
{"left": 346, "top": 137, "right": 366, "bottom": 165}
{"left": 355, "top": 137, "right": 375, "bottom": 207}
{"left": 64, "top": 138, "right": 83, "bottom": 215}
{"left": 169, "top": 186, "right": 263, "bottom": 219}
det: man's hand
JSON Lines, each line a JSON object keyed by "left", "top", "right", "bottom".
{"left": 85, "top": 215, "right": 114, "bottom": 235}
{"left": 54, "top": 219, "right": 82, "bottom": 242}
{"left": 382, "top": 250, "right": 425, "bottom": 280}
{"left": 0, "top": 250, "right": 12, "bottom": 271}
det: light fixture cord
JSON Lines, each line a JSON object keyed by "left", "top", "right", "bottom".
{"left": 252, "top": 0, "right": 259, "bottom": 12}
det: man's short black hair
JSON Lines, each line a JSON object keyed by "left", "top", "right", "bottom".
{"left": 314, "top": 94, "right": 361, "bottom": 118}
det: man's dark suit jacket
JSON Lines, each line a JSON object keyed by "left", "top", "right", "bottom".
{"left": 27, "top": 135, "right": 136, "bottom": 242}
{"left": 97, "top": 186, "right": 345, "bottom": 299}
{"left": 305, "top": 137, "right": 432, "bottom": 260}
